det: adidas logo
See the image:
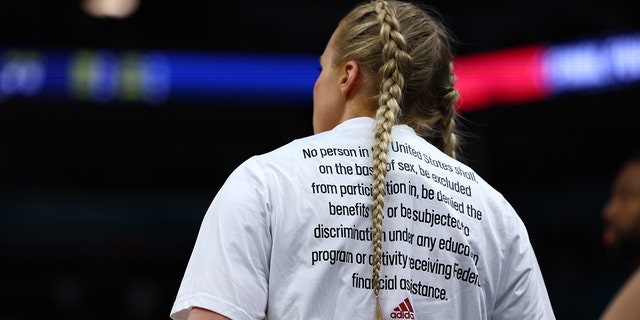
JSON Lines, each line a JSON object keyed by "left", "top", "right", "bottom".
{"left": 390, "top": 298, "right": 415, "bottom": 319}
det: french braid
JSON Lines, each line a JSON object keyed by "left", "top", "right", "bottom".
{"left": 372, "top": 1, "right": 413, "bottom": 319}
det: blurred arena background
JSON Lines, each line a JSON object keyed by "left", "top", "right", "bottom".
{"left": 1, "top": 0, "right": 639, "bottom": 319}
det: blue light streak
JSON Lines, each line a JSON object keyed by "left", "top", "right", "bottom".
{"left": 1, "top": 31, "right": 639, "bottom": 107}
{"left": 543, "top": 32, "right": 640, "bottom": 95}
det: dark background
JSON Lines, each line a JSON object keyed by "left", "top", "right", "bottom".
{"left": 1, "top": 0, "right": 639, "bottom": 319}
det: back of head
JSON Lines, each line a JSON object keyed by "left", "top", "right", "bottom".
{"left": 333, "top": 0, "right": 460, "bottom": 157}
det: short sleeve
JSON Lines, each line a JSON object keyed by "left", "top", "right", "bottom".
{"left": 492, "top": 211, "right": 555, "bottom": 320}
{"left": 170, "top": 157, "right": 272, "bottom": 320}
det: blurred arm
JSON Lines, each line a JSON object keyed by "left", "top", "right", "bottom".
{"left": 601, "top": 266, "right": 640, "bottom": 320}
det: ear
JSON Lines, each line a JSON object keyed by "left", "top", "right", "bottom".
{"left": 339, "top": 60, "right": 360, "bottom": 98}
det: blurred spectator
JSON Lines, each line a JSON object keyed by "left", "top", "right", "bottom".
{"left": 602, "top": 151, "right": 640, "bottom": 267}
{"left": 600, "top": 151, "right": 640, "bottom": 319}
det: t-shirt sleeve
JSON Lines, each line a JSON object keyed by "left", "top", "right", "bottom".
{"left": 491, "top": 205, "right": 555, "bottom": 320}
{"left": 170, "top": 157, "right": 272, "bottom": 320}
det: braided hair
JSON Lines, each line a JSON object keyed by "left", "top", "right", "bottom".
{"left": 332, "top": 1, "right": 460, "bottom": 318}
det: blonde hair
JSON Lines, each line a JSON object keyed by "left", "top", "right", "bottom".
{"left": 332, "top": 1, "right": 460, "bottom": 318}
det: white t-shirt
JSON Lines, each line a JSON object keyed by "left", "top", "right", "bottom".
{"left": 170, "top": 117, "right": 555, "bottom": 320}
